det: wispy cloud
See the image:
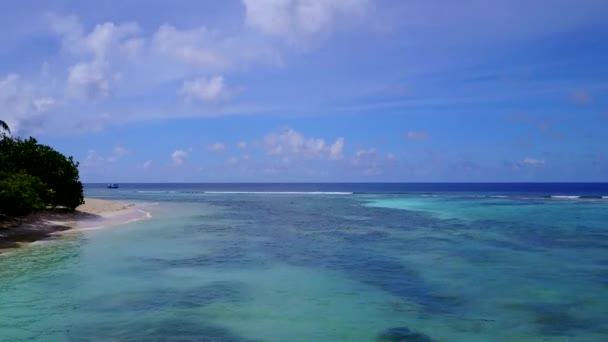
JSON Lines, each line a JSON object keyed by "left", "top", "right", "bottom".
{"left": 351, "top": 148, "right": 380, "bottom": 175}
{"left": 181, "top": 76, "right": 231, "bottom": 104}
{"left": 260, "top": 128, "right": 344, "bottom": 160}
{"left": 82, "top": 149, "right": 104, "bottom": 168}
{"left": 106, "top": 145, "right": 129, "bottom": 162}
{"left": 407, "top": 130, "right": 430, "bottom": 141}
{"left": 82, "top": 145, "right": 129, "bottom": 166}
{"left": 349, "top": 148, "right": 398, "bottom": 176}
{"left": 49, "top": 14, "right": 142, "bottom": 99}
{"left": 521, "top": 157, "right": 545, "bottom": 167}
{"left": 171, "top": 149, "right": 188, "bottom": 165}
{"left": 0, "top": 74, "right": 56, "bottom": 135}
{"left": 138, "top": 160, "right": 152, "bottom": 169}
{"left": 207, "top": 142, "right": 226, "bottom": 152}
{"left": 242, "top": 0, "right": 370, "bottom": 41}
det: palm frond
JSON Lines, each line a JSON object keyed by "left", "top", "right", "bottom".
{"left": 0, "top": 120, "right": 10, "bottom": 134}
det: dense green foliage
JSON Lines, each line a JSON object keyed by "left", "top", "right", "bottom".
{"left": 0, "top": 133, "right": 84, "bottom": 215}
{"left": 0, "top": 171, "right": 48, "bottom": 215}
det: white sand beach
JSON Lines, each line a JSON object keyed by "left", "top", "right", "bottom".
{"left": 1, "top": 198, "right": 145, "bottom": 251}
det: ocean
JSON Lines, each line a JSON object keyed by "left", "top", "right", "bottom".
{"left": 1, "top": 183, "right": 607, "bottom": 341}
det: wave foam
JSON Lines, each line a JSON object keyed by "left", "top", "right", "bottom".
{"left": 549, "top": 195, "right": 606, "bottom": 200}
{"left": 136, "top": 209, "right": 153, "bottom": 219}
{"left": 136, "top": 190, "right": 177, "bottom": 194}
{"left": 69, "top": 205, "right": 153, "bottom": 232}
{"left": 469, "top": 195, "right": 509, "bottom": 198}
{"left": 203, "top": 191, "right": 354, "bottom": 195}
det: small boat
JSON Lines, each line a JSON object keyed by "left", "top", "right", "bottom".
{"left": 107, "top": 183, "right": 119, "bottom": 189}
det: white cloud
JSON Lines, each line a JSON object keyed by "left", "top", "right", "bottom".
{"left": 352, "top": 148, "right": 376, "bottom": 165}
{"left": 243, "top": 0, "right": 370, "bottom": 40}
{"left": 407, "top": 130, "right": 430, "bottom": 141}
{"left": 238, "top": 141, "right": 248, "bottom": 149}
{"left": 350, "top": 147, "right": 398, "bottom": 176}
{"left": 181, "top": 76, "right": 230, "bottom": 103}
{"left": 329, "top": 137, "right": 344, "bottom": 160}
{"left": 172, "top": 149, "right": 188, "bottom": 165}
{"left": 83, "top": 145, "right": 129, "bottom": 165}
{"left": 522, "top": 157, "right": 545, "bottom": 167}
{"left": 0, "top": 16, "right": 279, "bottom": 135}
{"left": 73, "top": 112, "right": 113, "bottom": 133}
{"left": 261, "top": 128, "right": 344, "bottom": 160}
{"left": 152, "top": 24, "right": 281, "bottom": 71}
{"left": 351, "top": 148, "right": 381, "bottom": 175}
{"left": 33, "top": 97, "right": 57, "bottom": 112}
{"left": 67, "top": 60, "right": 112, "bottom": 99}
{"left": 0, "top": 74, "right": 55, "bottom": 134}
{"left": 107, "top": 145, "right": 129, "bottom": 162}
{"left": 207, "top": 142, "right": 226, "bottom": 152}
{"left": 83, "top": 149, "right": 105, "bottom": 167}
{"left": 85, "top": 22, "right": 141, "bottom": 59}
{"left": 50, "top": 14, "right": 142, "bottom": 100}
{"left": 48, "top": 14, "right": 85, "bottom": 54}
{"left": 49, "top": 14, "right": 141, "bottom": 59}
{"left": 227, "top": 156, "right": 239, "bottom": 165}
{"left": 120, "top": 38, "right": 146, "bottom": 60}
{"left": 138, "top": 160, "right": 152, "bottom": 169}
{"left": 153, "top": 24, "right": 229, "bottom": 70}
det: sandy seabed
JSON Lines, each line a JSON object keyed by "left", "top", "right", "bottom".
{"left": 75, "top": 198, "right": 135, "bottom": 216}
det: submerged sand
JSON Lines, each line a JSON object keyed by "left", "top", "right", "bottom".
{"left": 0, "top": 198, "right": 137, "bottom": 252}
{"left": 75, "top": 198, "right": 134, "bottom": 216}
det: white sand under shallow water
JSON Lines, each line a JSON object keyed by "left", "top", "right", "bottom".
{"left": 76, "top": 198, "right": 135, "bottom": 216}
{"left": 64, "top": 198, "right": 149, "bottom": 230}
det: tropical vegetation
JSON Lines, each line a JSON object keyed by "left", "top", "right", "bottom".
{"left": 0, "top": 122, "right": 84, "bottom": 216}
{"left": 0, "top": 119, "right": 9, "bottom": 135}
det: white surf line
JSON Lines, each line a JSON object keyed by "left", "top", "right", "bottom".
{"left": 203, "top": 191, "right": 354, "bottom": 195}
{"left": 136, "top": 209, "right": 153, "bottom": 219}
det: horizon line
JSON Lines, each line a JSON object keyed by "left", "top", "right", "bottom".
{"left": 82, "top": 181, "right": 608, "bottom": 184}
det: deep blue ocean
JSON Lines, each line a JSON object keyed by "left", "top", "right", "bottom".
{"left": 1, "top": 183, "right": 607, "bottom": 341}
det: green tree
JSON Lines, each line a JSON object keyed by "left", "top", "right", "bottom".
{"left": 0, "top": 137, "right": 84, "bottom": 210}
{"left": 0, "top": 171, "right": 48, "bottom": 216}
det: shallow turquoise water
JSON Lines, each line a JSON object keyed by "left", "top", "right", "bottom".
{"left": 1, "top": 190, "right": 607, "bottom": 341}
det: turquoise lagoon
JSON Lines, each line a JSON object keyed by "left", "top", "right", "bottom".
{"left": 1, "top": 184, "right": 607, "bottom": 341}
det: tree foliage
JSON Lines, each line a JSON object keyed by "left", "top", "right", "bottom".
{"left": 0, "top": 171, "right": 48, "bottom": 215}
{"left": 0, "top": 136, "right": 84, "bottom": 215}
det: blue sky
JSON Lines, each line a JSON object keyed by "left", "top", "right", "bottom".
{"left": 1, "top": 0, "right": 607, "bottom": 182}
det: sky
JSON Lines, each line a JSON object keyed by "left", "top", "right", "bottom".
{"left": 1, "top": 0, "right": 607, "bottom": 182}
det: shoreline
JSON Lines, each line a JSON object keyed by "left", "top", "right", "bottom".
{"left": 0, "top": 198, "right": 142, "bottom": 253}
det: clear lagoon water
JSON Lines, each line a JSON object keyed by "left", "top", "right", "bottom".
{"left": 1, "top": 183, "right": 608, "bottom": 341}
